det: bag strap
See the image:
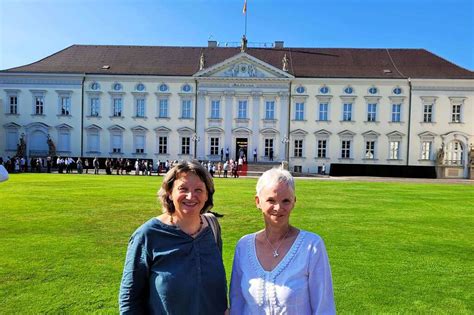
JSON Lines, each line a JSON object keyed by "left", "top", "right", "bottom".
{"left": 203, "top": 213, "right": 222, "bottom": 253}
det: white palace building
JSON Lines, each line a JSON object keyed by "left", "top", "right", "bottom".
{"left": 1, "top": 40, "right": 473, "bottom": 178}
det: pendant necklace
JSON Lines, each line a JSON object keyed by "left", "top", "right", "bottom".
{"left": 170, "top": 214, "right": 203, "bottom": 237}
{"left": 264, "top": 228, "right": 291, "bottom": 258}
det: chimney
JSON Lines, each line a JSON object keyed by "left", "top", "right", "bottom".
{"left": 208, "top": 40, "right": 217, "bottom": 48}
{"left": 274, "top": 41, "right": 284, "bottom": 49}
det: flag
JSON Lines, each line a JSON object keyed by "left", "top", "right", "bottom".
{"left": 242, "top": 0, "right": 247, "bottom": 14}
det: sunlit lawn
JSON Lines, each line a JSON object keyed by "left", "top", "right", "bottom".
{"left": 0, "top": 173, "right": 472, "bottom": 313}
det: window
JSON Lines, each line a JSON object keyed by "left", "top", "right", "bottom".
{"left": 423, "top": 104, "right": 433, "bottom": 122}
{"left": 87, "top": 132, "right": 100, "bottom": 153}
{"left": 5, "top": 129, "right": 19, "bottom": 151}
{"left": 112, "top": 134, "right": 122, "bottom": 153}
{"left": 35, "top": 96, "right": 44, "bottom": 115}
{"left": 91, "top": 82, "right": 100, "bottom": 90}
{"left": 294, "top": 140, "right": 303, "bottom": 157}
{"left": 159, "top": 99, "right": 168, "bottom": 118}
{"left": 136, "top": 99, "right": 145, "bottom": 117}
{"left": 90, "top": 98, "right": 100, "bottom": 116}
{"left": 341, "top": 140, "right": 351, "bottom": 158}
{"left": 181, "top": 137, "right": 190, "bottom": 155}
{"left": 365, "top": 141, "right": 375, "bottom": 159}
{"left": 113, "top": 98, "right": 123, "bottom": 117}
{"left": 159, "top": 136, "right": 168, "bottom": 154}
{"left": 393, "top": 87, "right": 402, "bottom": 95}
{"left": 293, "top": 165, "right": 302, "bottom": 173}
{"left": 296, "top": 86, "right": 305, "bottom": 94}
{"left": 182, "top": 100, "right": 192, "bottom": 118}
{"left": 368, "top": 87, "right": 378, "bottom": 94}
{"left": 389, "top": 141, "right": 400, "bottom": 159}
{"left": 317, "top": 140, "right": 327, "bottom": 158}
{"left": 135, "top": 135, "right": 145, "bottom": 154}
{"left": 421, "top": 141, "right": 432, "bottom": 160}
{"left": 113, "top": 83, "right": 122, "bottom": 91}
{"left": 343, "top": 103, "right": 352, "bottom": 121}
{"left": 265, "top": 139, "right": 274, "bottom": 157}
{"left": 367, "top": 103, "right": 377, "bottom": 122}
{"left": 344, "top": 87, "right": 353, "bottom": 94}
{"left": 159, "top": 84, "right": 168, "bottom": 92}
{"left": 451, "top": 104, "right": 461, "bottom": 123}
{"left": 182, "top": 84, "right": 192, "bottom": 92}
{"left": 265, "top": 101, "right": 275, "bottom": 119}
{"left": 211, "top": 100, "right": 220, "bottom": 119}
{"left": 319, "top": 86, "right": 329, "bottom": 94}
{"left": 58, "top": 130, "right": 71, "bottom": 152}
{"left": 295, "top": 102, "right": 304, "bottom": 120}
{"left": 238, "top": 100, "right": 248, "bottom": 119}
{"left": 319, "top": 103, "right": 328, "bottom": 121}
{"left": 136, "top": 83, "right": 145, "bottom": 91}
{"left": 392, "top": 104, "right": 401, "bottom": 122}
{"left": 446, "top": 141, "right": 463, "bottom": 165}
{"left": 210, "top": 137, "right": 219, "bottom": 155}
{"left": 8, "top": 96, "right": 18, "bottom": 114}
{"left": 60, "top": 96, "right": 71, "bottom": 115}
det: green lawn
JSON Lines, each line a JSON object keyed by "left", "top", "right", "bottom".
{"left": 1, "top": 174, "right": 473, "bottom": 314}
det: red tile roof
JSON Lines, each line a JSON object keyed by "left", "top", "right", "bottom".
{"left": 3, "top": 44, "right": 473, "bottom": 79}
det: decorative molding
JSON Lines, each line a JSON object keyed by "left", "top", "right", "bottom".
{"left": 413, "top": 86, "right": 474, "bottom": 92}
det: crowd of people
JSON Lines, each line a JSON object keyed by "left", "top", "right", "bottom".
{"left": 2, "top": 155, "right": 253, "bottom": 179}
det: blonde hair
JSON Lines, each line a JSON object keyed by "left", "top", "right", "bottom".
{"left": 256, "top": 167, "right": 295, "bottom": 197}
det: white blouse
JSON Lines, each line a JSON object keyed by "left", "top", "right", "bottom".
{"left": 230, "top": 230, "right": 335, "bottom": 315}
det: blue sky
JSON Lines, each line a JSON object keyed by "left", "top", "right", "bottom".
{"left": 1, "top": 0, "right": 473, "bottom": 71}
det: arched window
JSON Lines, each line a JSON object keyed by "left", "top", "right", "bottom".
{"left": 446, "top": 141, "right": 463, "bottom": 165}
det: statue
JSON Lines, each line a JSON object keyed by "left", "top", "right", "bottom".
{"left": 47, "top": 134, "right": 57, "bottom": 157}
{"left": 282, "top": 54, "right": 289, "bottom": 72}
{"left": 240, "top": 35, "right": 248, "bottom": 53}
{"left": 199, "top": 52, "right": 205, "bottom": 71}
{"left": 16, "top": 134, "right": 26, "bottom": 157}
{"left": 436, "top": 147, "right": 444, "bottom": 165}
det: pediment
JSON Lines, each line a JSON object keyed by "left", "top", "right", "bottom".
{"left": 260, "top": 128, "right": 279, "bottom": 135}
{"left": 108, "top": 124, "right": 125, "bottom": 131}
{"left": 194, "top": 52, "right": 294, "bottom": 79}
{"left": 314, "top": 129, "right": 332, "bottom": 136}
{"left": 177, "top": 127, "right": 195, "bottom": 134}
{"left": 85, "top": 124, "right": 102, "bottom": 131}
{"left": 290, "top": 129, "right": 308, "bottom": 136}
{"left": 362, "top": 130, "right": 381, "bottom": 137}
{"left": 55, "top": 123, "right": 73, "bottom": 130}
{"left": 131, "top": 125, "right": 149, "bottom": 132}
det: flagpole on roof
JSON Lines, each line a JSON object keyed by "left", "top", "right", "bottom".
{"left": 243, "top": 0, "right": 247, "bottom": 36}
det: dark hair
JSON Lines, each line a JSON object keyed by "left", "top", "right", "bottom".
{"left": 158, "top": 160, "right": 214, "bottom": 214}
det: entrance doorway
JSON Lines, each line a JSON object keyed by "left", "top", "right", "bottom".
{"left": 235, "top": 138, "right": 248, "bottom": 161}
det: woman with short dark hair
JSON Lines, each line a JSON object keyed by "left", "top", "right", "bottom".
{"left": 119, "top": 160, "right": 227, "bottom": 314}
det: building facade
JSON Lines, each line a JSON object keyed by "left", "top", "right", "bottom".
{"left": 1, "top": 42, "right": 473, "bottom": 177}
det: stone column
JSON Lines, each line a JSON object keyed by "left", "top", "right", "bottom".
{"left": 224, "top": 90, "right": 235, "bottom": 158}
{"left": 251, "top": 91, "right": 262, "bottom": 158}
{"left": 196, "top": 90, "right": 207, "bottom": 160}
{"left": 278, "top": 91, "right": 289, "bottom": 161}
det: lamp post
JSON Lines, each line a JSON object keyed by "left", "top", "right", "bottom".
{"left": 281, "top": 135, "right": 290, "bottom": 170}
{"left": 191, "top": 134, "right": 200, "bottom": 159}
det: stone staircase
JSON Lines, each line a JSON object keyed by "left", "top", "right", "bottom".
{"left": 243, "top": 162, "right": 281, "bottom": 177}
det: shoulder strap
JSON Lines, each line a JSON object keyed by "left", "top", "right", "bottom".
{"left": 203, "top": 213, "right": 222, "bottom": 252}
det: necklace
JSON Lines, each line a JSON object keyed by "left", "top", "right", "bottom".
{"left": 264, "top": 227, "right": 291, "bottom": 258}
{"left": 169, "top": 214, "right": 203, "bottom": 237}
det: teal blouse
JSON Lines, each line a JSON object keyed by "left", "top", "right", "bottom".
{"left": 119, "top": 218, "right": 227, "bottom": 314}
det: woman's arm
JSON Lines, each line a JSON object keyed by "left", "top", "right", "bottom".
{"left": 308, "top": 237, "right": 336, "bottom": 315}
{"left": 118, "top": 233, "right": 150, "bottom": 314}
{"left": 229, "top": 243, "right": 245, "bottom": 314}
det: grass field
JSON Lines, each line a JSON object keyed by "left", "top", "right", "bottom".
{"left": 0, "top": 173, "right": 473, "bottom": 314}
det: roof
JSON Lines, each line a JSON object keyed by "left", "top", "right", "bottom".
{"left": 2, "top": 44, "right": 473, "bottom": 79}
